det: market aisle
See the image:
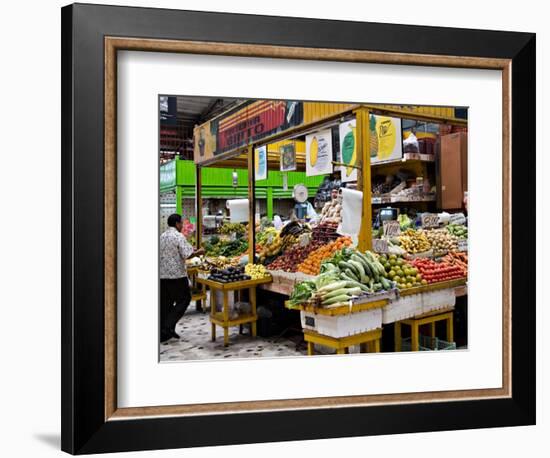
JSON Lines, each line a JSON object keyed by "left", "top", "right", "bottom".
{"left": 160, "top": 306, "right": 306, "bottom": 361}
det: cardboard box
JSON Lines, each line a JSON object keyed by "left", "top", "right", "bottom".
{"left": 439, "top": 132, "right": 468, "bottom": 210}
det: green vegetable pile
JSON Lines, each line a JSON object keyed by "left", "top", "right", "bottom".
{"left": 446, "top": 224, "right": 468, "bottom": 239}
{"left": 203, "top": 237, "right": 248, "bottom": 257}
{"left": 289, "top": 248, "right": 396, "bottom": 308}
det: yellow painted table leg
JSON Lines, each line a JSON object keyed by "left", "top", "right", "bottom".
{"left": 394, "top": 322, "right": 402, "bottom": 352}
{"left": 223, "top": 291, "right": 229, "bottom": 347}
{"left": 411, "top": 323, "right": 419, "bottom": 352}
{"left": 307, "top": 342, "right": 314, "bottom": 356}
{"left": 336, "top": 348, "right": 346, "bottom": 355}
{"left": 250, "top": 287, "right": 257, "bottom": 338}
{"left": 373, "top": 338, "right": 381, "bottom": 353}
{"left": 446, "top": 315, "right": 454, "bottom": 343}
{"left": 430, "top": 322, "right": 436, "bottom": 338}
{"left": 210, "top": 288, "right": 216, "bottom": 341}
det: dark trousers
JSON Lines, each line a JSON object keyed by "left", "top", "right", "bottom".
{"left": 160, "top": 277, "right": 191, "bottom": 338}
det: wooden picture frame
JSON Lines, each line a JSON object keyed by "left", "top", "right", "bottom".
{"left": 61, "top": 3, "right": 536, "bottom": 454}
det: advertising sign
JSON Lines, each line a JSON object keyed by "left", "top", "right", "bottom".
{"left": 305, "top": 129, "right": 333, "bottom": 177}
{"left": 255, "top": 145, "right": 268, "bottom": 181}
{"left": 370, "top": 115, "right": 403, "bottom": 163}
{"left": 194, "top": 100, "right": 303, "bottom": 164}
{"left": 280, "top": 142, "right": 297, "bottom": 172}
{"left": 160, "top": 160, "right": 176, "bottom": 190}
{"left": 339, "top": 118, "right": 357, "bottom": 182}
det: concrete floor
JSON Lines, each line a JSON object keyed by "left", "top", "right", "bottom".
{"left": 159, "top": 306, "right": 307, "bottom": 362}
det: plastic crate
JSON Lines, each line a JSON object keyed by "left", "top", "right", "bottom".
{"left": 300, "top": 308, "right": 382, "bottom": 338}
{"left": 382, "top": 293, "right": 423, "bottom": 324}
{"left": 421, "top": 288, "right": 456, "bottom": 314}
{"left": 401, "top": 334, "right": 456, "bottom": 351}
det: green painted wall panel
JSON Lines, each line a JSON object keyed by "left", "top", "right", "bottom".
{"left": 169, "top": 158, "right": 324, "bottom": 200}
{"left": 175, "top": 159, "right": 324, "bottom": 189}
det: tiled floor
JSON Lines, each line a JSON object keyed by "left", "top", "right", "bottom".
{"left": 159, "top": 307, "right": 307, "bottom": 362}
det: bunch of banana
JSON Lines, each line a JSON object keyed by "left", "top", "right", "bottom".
{"left": 257, "top": 227, "right": 278, "bottom": 246}
{"left": 281, "top": 234, "right": 298, "bottom": 252}
{"left": 258, "top": 233, "right": 283, "bottom": 262}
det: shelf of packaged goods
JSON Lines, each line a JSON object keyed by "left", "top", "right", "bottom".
{"left": 371, "top": 153, "right": 435, "bottom": 167}
{"left": 371, "top": 195, "right": 436, "bottom": 205}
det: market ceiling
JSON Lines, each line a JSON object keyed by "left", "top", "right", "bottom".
{"left": 176, "top": 95, "right": 243, "bottom": 131}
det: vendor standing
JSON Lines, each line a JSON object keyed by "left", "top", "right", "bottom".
{"left": 160, "top": 213, "right": 204, "bottom": 343}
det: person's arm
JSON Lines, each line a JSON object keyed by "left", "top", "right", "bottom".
{"left": 177, "top": 235, "right": 194, "bottom": 261}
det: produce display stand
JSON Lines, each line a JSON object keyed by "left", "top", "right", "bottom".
{"left": 382, "top": 278, "right": 465, "bottom": 324}
{"left": 191, "top": 102, "right": 468, "bottom": 352}
{"left": 196, "top": 276, "right": 273, "bottom": 346}
{"left": 303, "top": 328, "right": 382, "bottom": 356}
{"left": 398, "top": 278, "right": 467, "bottom": 297}
{"left": 286, "top": 298, "right": 388, "bottom": 315}
{"left": 260, "top": 270, "right": 316, "bottom": 296}
{"left": 187, "top": 266, "right": 207, "bottom": 311}
{"left": 193, "top": 101, "right": 467, "bottom": 258}
{"left": 394, "top": 308, "right": 454, "bottom": 352}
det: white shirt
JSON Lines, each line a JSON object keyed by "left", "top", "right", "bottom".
{"left": 160, "top": 227, "right": 194, "bottom": 279}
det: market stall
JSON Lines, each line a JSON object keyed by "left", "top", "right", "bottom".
{"left": 187, "top": 100, "right": 468, "bottom": 353}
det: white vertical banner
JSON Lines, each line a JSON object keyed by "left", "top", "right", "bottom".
{"left": 339, "top": 118, "right": 357, "bottom": 182}
{"left": 255, "top": 145, "right": 268, "bottom": 181}
{"left": 305, "top": 129, "right": 333, "bottom": 177}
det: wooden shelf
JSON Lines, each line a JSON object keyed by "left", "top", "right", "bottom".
{"left": 211, "top": 312, "right": 257, "bottom": 327}
{"left": 372, "top": 153, "right": 435, "bottom": 166}
{"left": 196, "top": 275, "right": 272, "bottom": 291}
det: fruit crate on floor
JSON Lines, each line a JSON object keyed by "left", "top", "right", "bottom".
{"left": 401, "top": 335, "right": 457, "bottom": 351}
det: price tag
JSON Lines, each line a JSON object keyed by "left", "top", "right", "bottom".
{"left": 383, "top": 220, "right": 401, "bottom": 238}
{"left": 421, "top": 213, "right": 439, "bottom": 228}
{"left": 372, "top": 238, "right": 389, "bottom": 253}
{"left": 457, "top": 239, "right": 468, "bottom": 252}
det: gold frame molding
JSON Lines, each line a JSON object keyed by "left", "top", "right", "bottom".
{"left": 104, "top": 37, "right": 512, "bottom": 421}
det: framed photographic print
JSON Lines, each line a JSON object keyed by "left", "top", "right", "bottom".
{"left": 61, "top": 3, "right": 536, "bottom": 454}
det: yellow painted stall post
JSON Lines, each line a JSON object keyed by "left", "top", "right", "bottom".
{"left": 355, "top": 107, "right": 373, "bottom": 252}
{"left": 195, "top": 165, "right": 203, "bottom": 248}
{"left": 247, "top": 145, "right": 255, "bottom": 264}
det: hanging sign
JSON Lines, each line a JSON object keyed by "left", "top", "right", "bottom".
{"left": 255, "top": 145, "right": 268, "bottom": 181}
{"left": 370, "top": 115, "right": 403, "bottom": 164}
{"left": 305, "top": 129, "right": 333, "bottom": 177}
{"left": 421, "top": 213, "right": 440, "bottom": 228}
{"left": 339, "top": 118, "right": 357, "bottom": 182}
{"left": 194, "top": 100, "right": 303, "bottom": 164}
{"left": 280, "top": 142, "right": 297, "bottom": 172}
{"left": 160, "top": 160, "right": 176, "bottom": 190}
{"left": 383, "top": 220, "right": 401, "bottom": 238}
